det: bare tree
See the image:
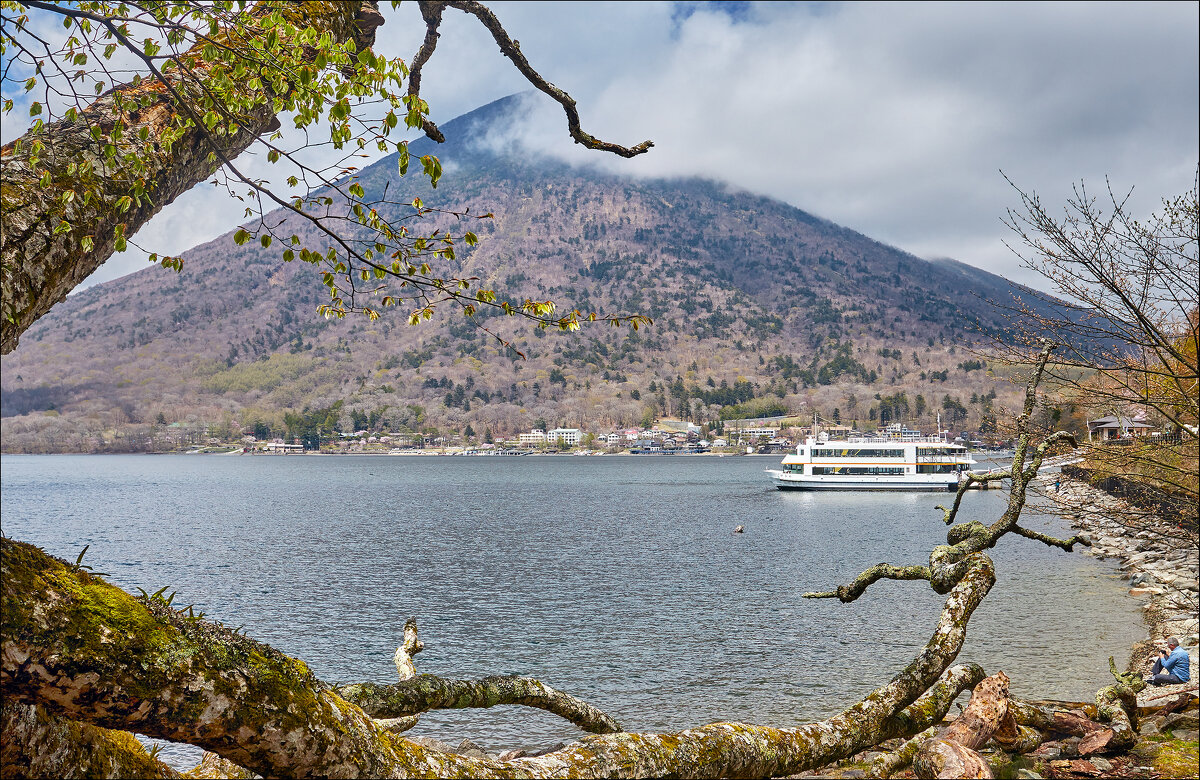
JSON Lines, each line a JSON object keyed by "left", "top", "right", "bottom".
{"left": 993, "top": 172, "right": 1199, "bottom": 526}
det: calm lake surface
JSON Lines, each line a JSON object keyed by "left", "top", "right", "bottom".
{"left": 1, "top": 453, "right": 1142, "bottom": 758}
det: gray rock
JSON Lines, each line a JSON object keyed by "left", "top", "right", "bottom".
{"left": 457, "top": 738, "right": 490, "bottom": 759}
{"left": 529, "top": 742, "right": 567, "bottom": 757}
{"left": 407, "top": 736, "right": 457, "bottom": 754}
{"left": 1016, "top": 770, "right": 1044, "bottom": 779}
{"left": 1032, "top": 742, "right": 1063, "bottom": 760}
{"left": 1140, "top": 720, "right": 1162, "bottom": 736}
{"left": 1170, "top": 728, "right": 1199, "bottom": 743}
{"left": 1089, "top": 756, "right": 1112, "bottom": 771}
{"left": 497, "top": 749, "right": 527, "bottom": 761}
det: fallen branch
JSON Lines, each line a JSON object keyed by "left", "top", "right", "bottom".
{"left": 868, "top": 725, "right": 938, "bottom": 779}
{"left": 336, "top": 674, "right": 623, "bottom": 734}
{"left": 1145, "top": 687, "right": 1200, "bottom": 703}
{"left": 913, "top": 671, "right": 1012, "bottom": 779}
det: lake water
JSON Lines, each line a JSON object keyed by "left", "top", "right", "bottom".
{"left": 1, "top": 453, "right": 1143, "bottom": 761}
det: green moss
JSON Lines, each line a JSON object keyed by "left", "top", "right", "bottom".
{"left": 1152, "top": 737, "right": 1200, "bottom": 778}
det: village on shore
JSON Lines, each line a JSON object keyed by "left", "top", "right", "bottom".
{"left": 170, "top": 417, "right": 1009, "bottom": 456}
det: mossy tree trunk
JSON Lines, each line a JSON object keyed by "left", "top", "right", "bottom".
{"left": 2, "top": 536, "right": 993, "bottom": 779}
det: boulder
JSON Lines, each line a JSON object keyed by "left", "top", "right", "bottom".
{"left": 457, "top": 738, "right": 491, "bottom": 759}
{"left": 1162, "top": 712, "right": 1200, "bottom": 732}
{"left": 407, "top": 736, "right": 457, "bottom": 754}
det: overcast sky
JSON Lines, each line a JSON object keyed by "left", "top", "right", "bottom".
{"left": 14, "top": 1, "right": 1198, "bottom": 292}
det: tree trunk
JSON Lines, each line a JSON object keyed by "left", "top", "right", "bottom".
{"left": 0, "top": 2, "right": 381, "bottom": 355}
{"left": 0, "top": 701, "right": 178, "bottom": 779}
{"left": 1, "top": 537, "right": 995, "bottom": 778}
{"left": 912, "top": 672, "right": 1011, "bottom": 779}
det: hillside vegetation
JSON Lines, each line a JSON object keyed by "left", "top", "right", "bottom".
{"left": 0, "top": 96, "right": 1058, "bottom": 452}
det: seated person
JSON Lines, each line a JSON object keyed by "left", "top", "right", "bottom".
{"left": 1147, "top": 636, "right": 1191, "bottom": 686}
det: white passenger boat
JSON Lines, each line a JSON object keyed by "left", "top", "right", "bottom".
{"left": 766, "top": 430, "right": 976, "bottom": 491}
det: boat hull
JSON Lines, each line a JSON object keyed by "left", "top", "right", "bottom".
{"left": 766, "top": 470, "right": 957, "bottom": 492}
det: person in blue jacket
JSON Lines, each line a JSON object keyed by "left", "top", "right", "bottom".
{"left": 1147, "top": 636, "right": 1191, "bottom": 686}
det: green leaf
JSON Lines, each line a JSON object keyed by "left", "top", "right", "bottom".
{"left": 233, "top": 229, "right": 249, "bottom": 245}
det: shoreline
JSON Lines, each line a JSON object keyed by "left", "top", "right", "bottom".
{"left": 1047, "top": 474, "right": 1199, "bottom": 706}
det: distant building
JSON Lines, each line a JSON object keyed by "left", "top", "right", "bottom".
{"left": 735, "top": 426, "right": 780, "bottom": 439}
{"left": 878, "top": 423, "right": 924, "bottom": 441}
{"left": 519, "top": 430, "right": 547, "bottom": 446}
{"left": 1088, "top": 415, "right": 1153, "bottom": 441}
{"left": 547, "top": 428, "right": 582, "bottom": 446}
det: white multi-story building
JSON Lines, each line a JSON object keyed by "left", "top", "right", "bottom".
{"left": 519, "top": 430, "right": 547, "bottom": 446}
{"left": 732, "top": 426, "right": 780, "bottom": 439}
{"left": 546, "top": 428, "right": 582, "bottom": 446}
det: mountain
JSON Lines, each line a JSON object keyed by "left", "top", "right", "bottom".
{"left": 1, "top": 95, "right": 1053, "bottom": 452}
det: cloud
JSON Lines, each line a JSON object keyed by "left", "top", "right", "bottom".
{"left": 23, "top": 1, "right": 1196, "bottom": 293}
{"left": 459, "top": 1, "right": 1199, "bottom": 289}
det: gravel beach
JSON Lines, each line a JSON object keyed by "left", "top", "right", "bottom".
{"left": 1043, "top": 474, "right": 1198, "bottom": 706}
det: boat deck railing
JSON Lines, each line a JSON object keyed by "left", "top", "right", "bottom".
{"left": 836, "top": 435, "right": 953, "bottom": 444}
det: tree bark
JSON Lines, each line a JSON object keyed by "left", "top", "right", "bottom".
{"left": 0, "top": 1, "right": 381, "bottom": 355}
{"left": 2, "top": 537, "right": 994, "bottom": 778}
{"left": 0, "top": 701, "right": 179, "bottom": 779}
{"left": 912, "top": 672, "right": 1011, "bottom": 779}
{"left": 336, "top": 675, "right": 623, "bottom": 734}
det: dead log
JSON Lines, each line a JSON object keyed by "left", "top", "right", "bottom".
{"left": 337, "top": 674, "right": 623, "bottom": 734}
{"left": 989, "top": 708, "right": 1043, "bottom": 755}
{"left": 1092, "top": 657, "right": 1144, "bottom": 751}
{"left": 912, "top": 671, "right": 1012, "bottom": 779}
{"left": 333, "top": 617, "right": 622, "bottom": 734}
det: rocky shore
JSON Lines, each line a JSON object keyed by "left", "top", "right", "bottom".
{"left": 1047, "top": 474, "right": 1199, "bottom": 706}
{"left": 789, "top": 474, "right": 1199, "bottom": 779}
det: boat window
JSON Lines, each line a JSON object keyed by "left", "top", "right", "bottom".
{"left": 812, "top": 448, "right": 905, "bottom": 459}
{"left": 917, "top": 464, "right": 960, "bottom": 474}
{"left": 916, "top": 447, "right": 966, "bottom": 458}
{"left": 812, "top": 466, "right": 906, "bottom": 476}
